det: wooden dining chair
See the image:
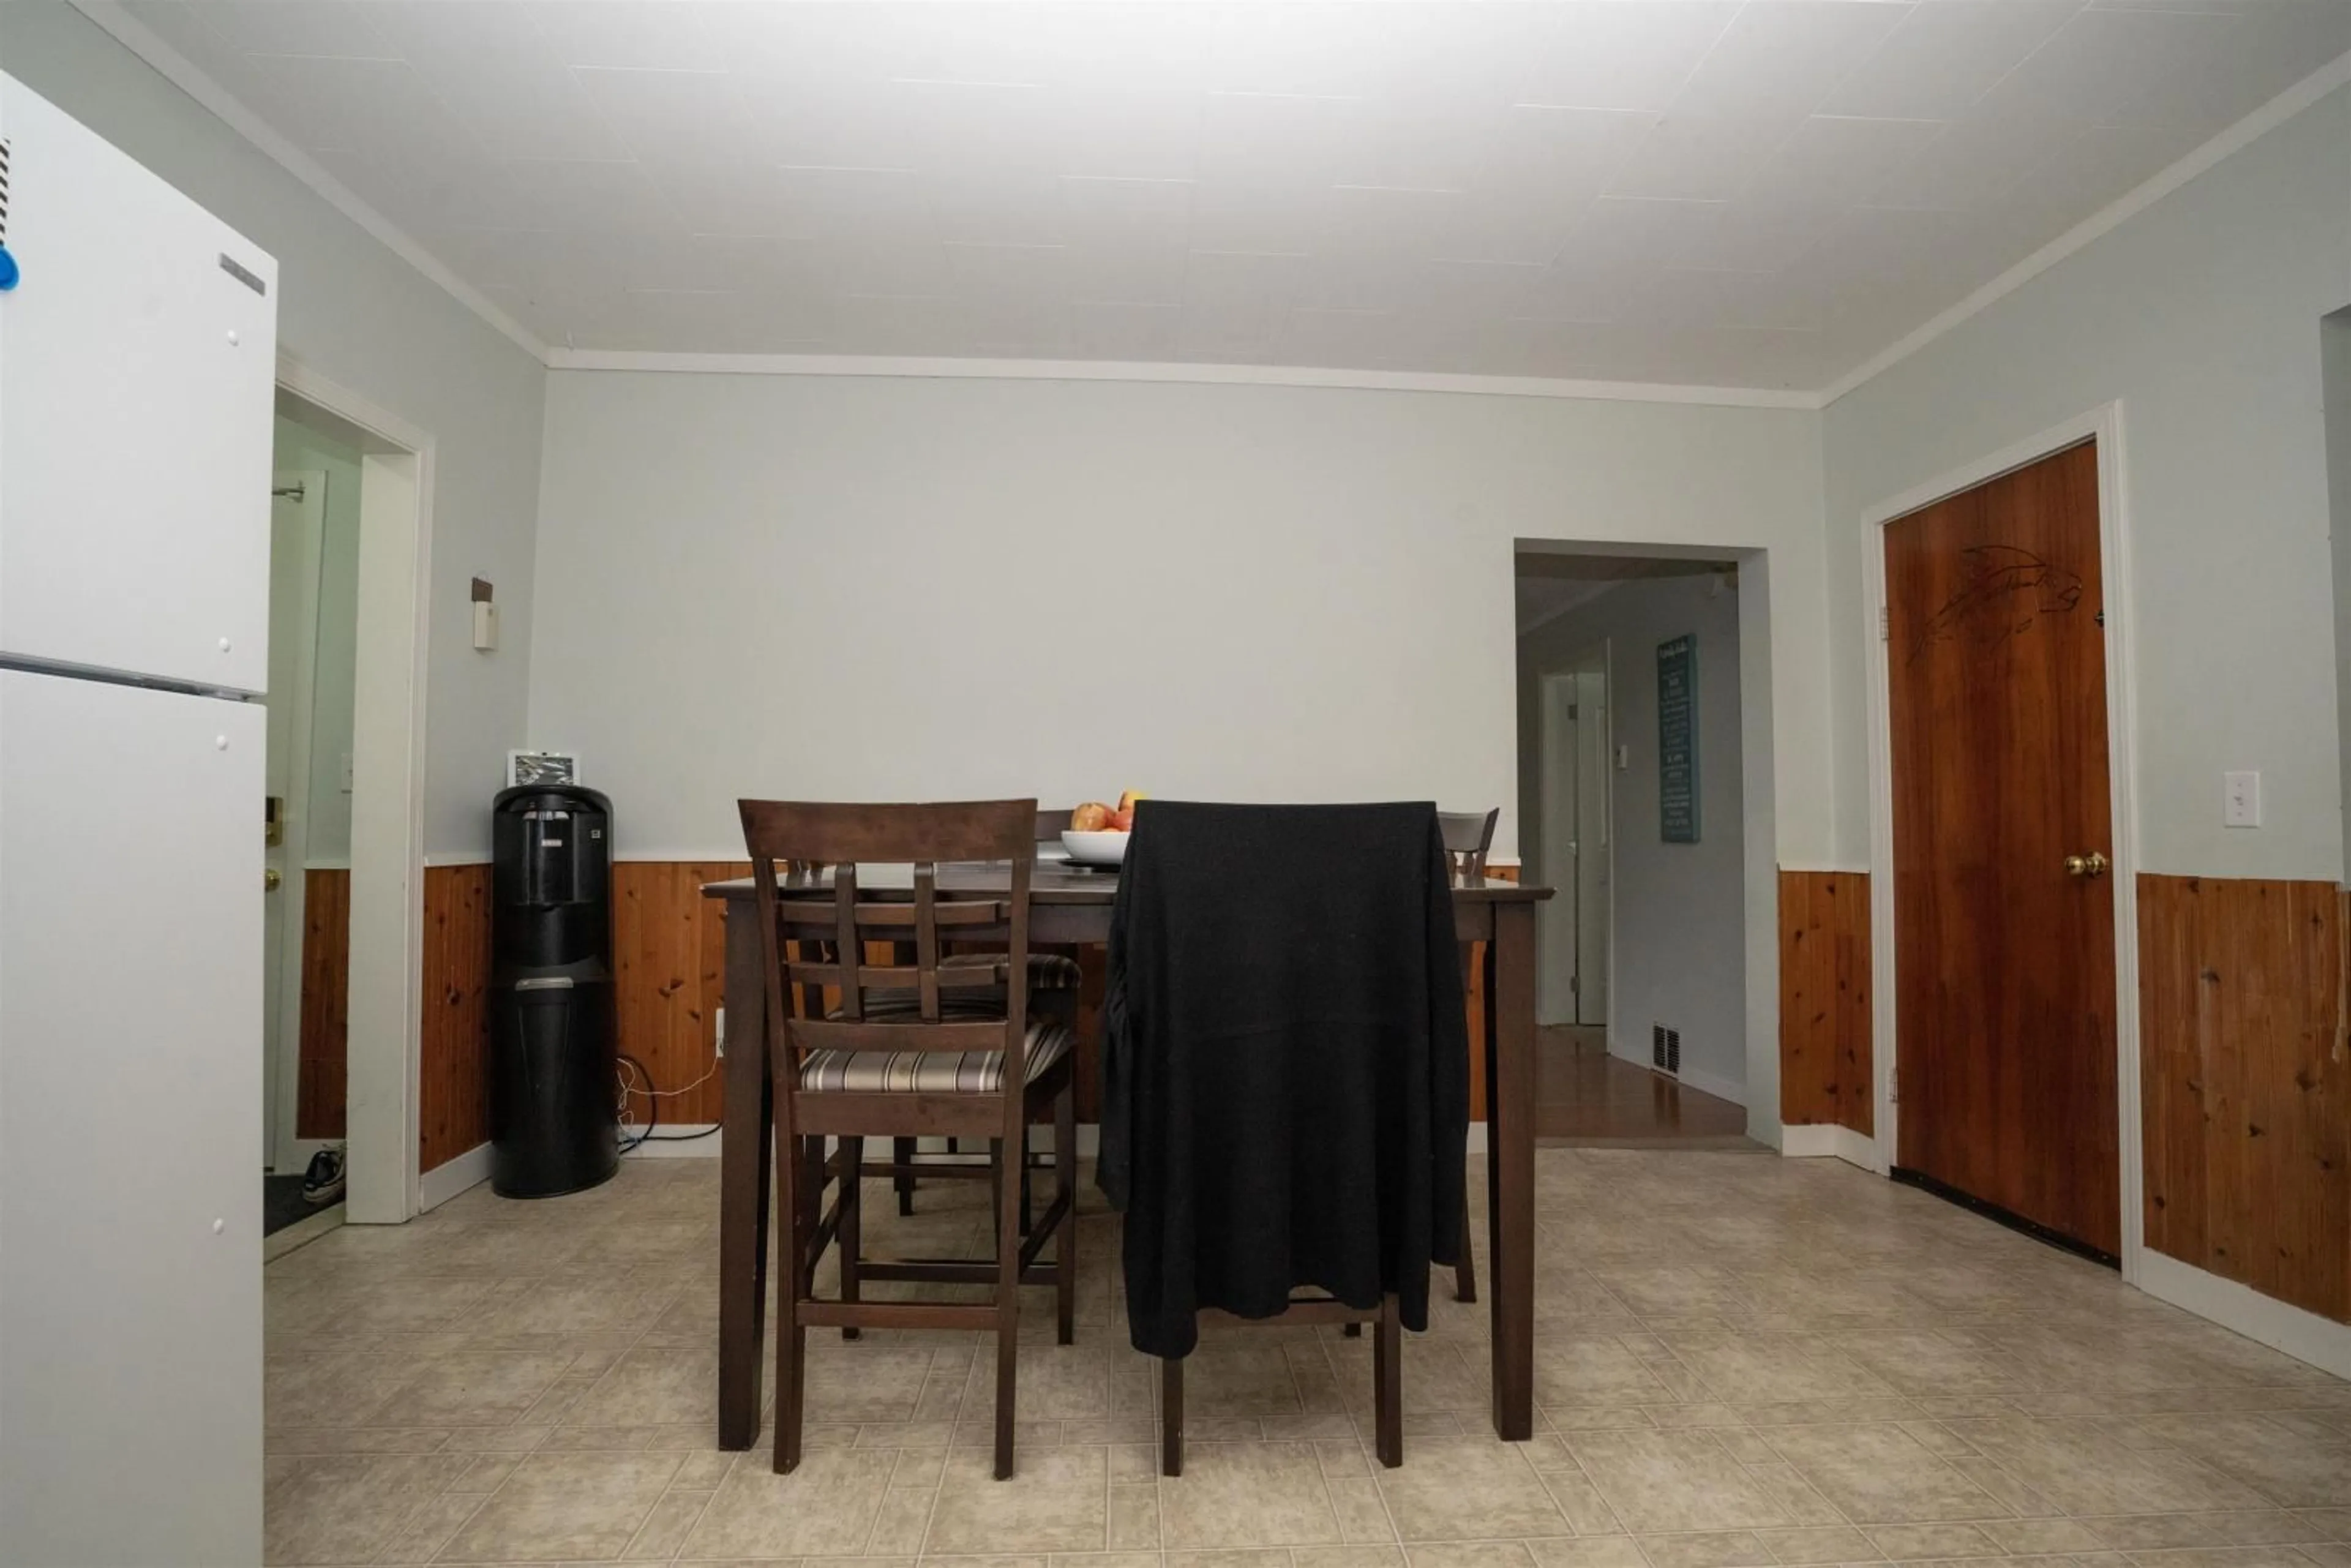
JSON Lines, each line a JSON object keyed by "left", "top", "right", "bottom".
{"left": 887, "top": 807, "right": 1083, "bottom": 1217}
{"left": 742, "top": 798, "right": 1079, "bottom": 1481}
{"left": 1436, "top": 807, "right": 1500, "bottom": 1306}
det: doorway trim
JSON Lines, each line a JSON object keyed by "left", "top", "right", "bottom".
{"left": 276, "top": 354, "right": 436, "bottom": 1227}
{"left": 266, "top": 467, "right": 329, "bottom": 1176}
{"left": 1536, "top": 648, "right": 1614, "bottom": 1032}
{"left": 1858, "top": 402, "right": 2142, "bottom": 1283}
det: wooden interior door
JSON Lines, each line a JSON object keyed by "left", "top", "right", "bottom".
{"left": 1885, "top": 438, "right": 2120, "bottom": 1259}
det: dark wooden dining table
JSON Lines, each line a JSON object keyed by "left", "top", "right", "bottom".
{"left": 703, "top": 861, "right": 1551, "bottom": 1449}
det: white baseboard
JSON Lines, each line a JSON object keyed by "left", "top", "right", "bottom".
{"left": 418, "top": 1142, "right": 492, "bottom": 1210}
{"left": 1779, "top": 1123, "right": 1879, "bottom": 1170}
{"left": 2137, "top": 1248, "right": 2351, "bottom": 1381}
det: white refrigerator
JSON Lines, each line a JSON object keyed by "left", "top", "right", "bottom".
{"left": 0, "top": 73, "right": 279, "bottom": 1564}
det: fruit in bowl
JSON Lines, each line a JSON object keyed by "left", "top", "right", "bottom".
{"left": 1062, "top": 793, "right": 1146, "bottom": 864}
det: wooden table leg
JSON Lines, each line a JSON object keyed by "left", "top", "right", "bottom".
{"left": 717, "top": 902, "right": 772, "bottom": 1451}
{"left": 1485, "top": 900, "right": 1536, "bottom": 1441}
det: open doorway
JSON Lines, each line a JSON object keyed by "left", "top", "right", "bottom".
{"left": 1516, "top": 550, "right": 1751, "bottom": 1145}
{"left": 269, "top": 364, "right": 435, "bottom": 1236}
{"left": 261, "top": 414, "right": 364, "bottom": 1241}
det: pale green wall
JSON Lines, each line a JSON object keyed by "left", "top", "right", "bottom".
{"left": 272, "top": 415, "right": 361, "bottom": 866}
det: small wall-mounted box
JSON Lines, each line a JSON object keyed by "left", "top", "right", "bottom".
{"left": 471, "top": 576, "right": 497, "bottom": 651}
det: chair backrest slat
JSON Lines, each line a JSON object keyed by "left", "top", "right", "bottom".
{"left": 739, "top": 799, "right": 1038, "bottom": 1099}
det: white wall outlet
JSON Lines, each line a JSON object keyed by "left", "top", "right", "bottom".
{"left": 1616, "top": 744, "right": 1631, "bottom": 771}
{"left": 2224, "top": 770, "right": 2262, "bottom": 828}
{"left": 714, "top": 1007, "right": 725, "bottom": 1057}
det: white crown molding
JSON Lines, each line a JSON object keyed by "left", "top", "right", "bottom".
{"left": 544, "top": 347, "right": 1822, "bottom": 408}
{"left": 66, "top": 0, "right": 550, "bottom": 364}
{"left": 1820, "top": 50, "right": 2351, "bottom": 408}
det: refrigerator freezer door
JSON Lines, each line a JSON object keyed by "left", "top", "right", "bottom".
{"left": 0, "top": 73, "right": 277, "bottom": 692}
{"left": 0, "top": 672, "right": 263, "bottom": 1565}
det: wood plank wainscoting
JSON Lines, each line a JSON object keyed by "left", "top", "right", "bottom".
{"left": 418, "top": 863, "right": 494, "bottom": 1172}
{"left": 295, "top": 868, "right": 351, "bottom": 1139}
{"left": 2139, "top": 873, "right": 2350, "bottom": 1322}
{"left": 1778, "top": 869, "right": 1873, "bottom": 1135}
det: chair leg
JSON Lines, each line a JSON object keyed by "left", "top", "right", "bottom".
{"left": 1054, "top": 1080, "right": 1077, "bottom": 1346}
{"left": 894, "top": 1135, "right": 917, "bottom": 1217}
{"left": 773, "top": 1131, "right": 806, "bottom": 1474}
{"left": 1373, "top": 1295, "right": 1403, "bottom": 1468}
{"left": 992, "top": 1131, "right": 1022, "bottom": 1480}
{"left": 1455, "top": 1187, "right": 1479, "bottom": 1303}
{"left": 1019, "top": 1127, "right": 1035, "bottom": 1239}
{"left": 1160, "top": 1356, "right": 1185, "bottom": 1476}
{"left": 839, "top": 1135, "right": 863, "bottom": 1341}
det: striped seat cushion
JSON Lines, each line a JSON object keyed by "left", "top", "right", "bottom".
{"left": 1027, "top": 952, "right": 1082, "bottom": 989}
{"left": 798, "top": 1019, "right": 1074, "bottom": 1094}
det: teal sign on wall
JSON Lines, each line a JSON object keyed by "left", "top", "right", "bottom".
{"left": 1657, "top": 634, "right": 1700, "bottom": 843}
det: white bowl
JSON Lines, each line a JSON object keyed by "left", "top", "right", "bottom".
{"left": 1060, "top": 829, "right": 1130, "bottom": 866}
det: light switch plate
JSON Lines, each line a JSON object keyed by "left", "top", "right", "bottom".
{"left": 2224, "top": 770, "right": 2261, "bottom": 828}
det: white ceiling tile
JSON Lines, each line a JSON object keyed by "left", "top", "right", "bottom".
{"left": 1199, "top": 92, "right": 1368, "bottom": 186}
{"left": 1072, "top": 299, "right": 1189, "bottom": 359}
{"left": 190, "top": 1, "right": 397, "bottom": 59}
{"left": 1821, "top": 1, "right": 2082, "bottom": 121}
{"left": 734, "top": 77, "right": 930, "bottom": 171}
{"left": 1434, "top": 194, "right": 1583, "bottom": 267}
{"left": 1185, "top": 249, "right": 1311, "bottom": 315}
{"left": 362, "top": 1, "right": 625, "bottom": 162}
{"left": 1057, "top": 86, "right": 1205, "bottom": 181}
{"left": 1321, "top": 186, "right": 1467, "bottom": 263}
{"left": 1276, "top": 307, "right": 1397, "bottom": 367}
{"left": 1293, "top": 253, "right": 1419, "bottom": 314}
{"left": 1479, "top": 107, "right": 1660, "bottom": 208}
{"left": 686, "top": 4, "right": 903, "bottom": 82}
{"left": 1971, "top": 5, "right": 2244, "bottom": 126}
{"left": 1667, "top": 2, "right": 1915, "bottom": 122}
{"left": 309, "top": 141, "right": 525, "bottom": 232}
{"left": 1739, "top": 116, "right": 1946, "bottom": 210}
{"left": 1334, "top": 99, "right": 1508, "bottom": 193}
{"left": 1626, "top": 267, "right": 1827, "bottom": 334}
{"left": 824, "top": 294, "right": 967, "bottom": 354}
{"left": 527, "top": 2, "right": 729, "bottom": 72}
{"left": 1552, "top": 197, "right": 1698, "bottom": 273}
{"left": 1607, "top": 116, "right": 1796, "bottom": 202}
{"left": 945, "top": 241, "right": 1072, "bottom": 304}
{"left": 572, "top": 69, "right": 744, "bottom": 167}
{"left": 1659, "top": 201, "right": 1825, "bottom": 274}
{"left": 932, "top": 174, "right": 1068, "bottom": 247}
{"left": 955, "top": 293, "right": 1074, "bottom": 354}
{"left": 905, "top": 80, "right": 1067, "bottom": 180}
{"left": 498, "top": 159, "right": 681, "bottom": 234}
{"left": 1862, "top": 117, "right": 2058, "bottom": 209}
{"left": 796, "top": 232, "right": 953, "bottom": 299}
{"left": 640, "top": 159, "right": 798, "bottom": 238}
{"left": 1188, "top": 182, "right": 1326, "bottom": 256}
{"left": 1419, "top": 260, "right": 1625, "bottom": 324}
{"left": 238, "top": 53, "right": 481, "bottom": 159}
{"left": 1519, "top": 3, "right": 1742, "bottom": 114}
{"left": 582, "top": 288, "right": 831, "bottom": 353}
{"left": 1059, "top": 179, "right": 1194, "bottom": 252}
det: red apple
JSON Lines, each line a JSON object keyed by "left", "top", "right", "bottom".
{"left": 1109, "top": 807, "right": 1134, "bottom": 833}
{"left": 1070, "top": 802, "right": 1114, "bottom": 832}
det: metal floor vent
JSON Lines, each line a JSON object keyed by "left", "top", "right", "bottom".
{"left": 1651, "top": 1024, "right": 1681, "bottom": 1075}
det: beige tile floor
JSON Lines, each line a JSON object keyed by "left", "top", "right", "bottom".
{"left": 263, "top": 1149, "right": 2351, "bottom": 1567}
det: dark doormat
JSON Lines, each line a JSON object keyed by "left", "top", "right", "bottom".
{"left": 264, "top": 1172, "right": 337, "bottom": 1237}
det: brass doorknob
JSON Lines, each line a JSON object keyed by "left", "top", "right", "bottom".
{"left": 2063, "top": 852, "right": 2109, "bottom": 879}
{"left": 263, "top": 867, "right": 282, "bottom": 891}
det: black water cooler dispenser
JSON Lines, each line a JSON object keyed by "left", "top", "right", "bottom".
{"left": 489, "top": 784, "right": 619, "bottom": 1197}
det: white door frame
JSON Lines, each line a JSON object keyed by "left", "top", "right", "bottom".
{"left": 1536, "top": 646, "right": 1616, "bottom": 1030}
{"left": 1859, "top": 401, "right": 2143, "bottom": 1281}
{"left": 1537, "top": 670, "right": 1577, "bottom": 1024}
{"left": 266, "top": 468, "right": 328, "bottom": 1174}
{"left": 276, "top": 356, "right": 435, "bottom": 1226}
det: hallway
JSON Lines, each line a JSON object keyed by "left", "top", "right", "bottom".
{"left": 1536, "top": 1026, "right": 1752, "bottom": 1146}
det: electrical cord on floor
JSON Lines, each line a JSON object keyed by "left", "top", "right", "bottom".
{"left": 617, "top": 1051, "right": 724, "bottom": 1152}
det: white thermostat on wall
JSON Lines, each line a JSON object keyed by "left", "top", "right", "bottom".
{"left": 509, "top": 750, "right": 580, "bottom": 787}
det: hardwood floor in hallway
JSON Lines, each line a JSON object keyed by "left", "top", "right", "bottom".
{"left": 1534, "top": 1024, "right": 1752, "bottom": 1145}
